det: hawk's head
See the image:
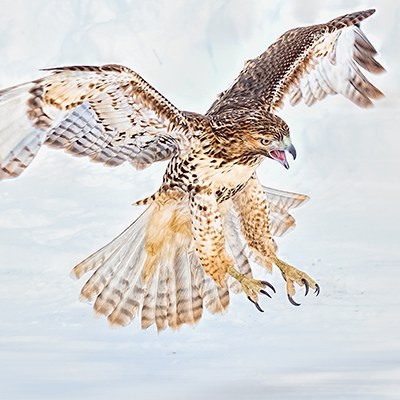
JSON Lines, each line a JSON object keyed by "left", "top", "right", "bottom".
{"left": 226, "top": 110, "right": 296, "bottom": 169}
{"left": 250, "top": 112, "right": 296, "bottom": 169}
{"left": 209, "top": 107, "right": 296, "bottom": 168}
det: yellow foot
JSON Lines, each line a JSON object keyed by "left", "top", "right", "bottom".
{"left": 272, "top": 256, "right": 320, "bottom": 306}
{"left": 227, "top": 265, "right": 275, "bottom": 312}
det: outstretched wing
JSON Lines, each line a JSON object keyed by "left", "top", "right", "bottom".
{"left": 0, "top": 64, "right": 193, "bottom": 180}
{"left": 207, "top": 9, "right": 384, "bottom": 115}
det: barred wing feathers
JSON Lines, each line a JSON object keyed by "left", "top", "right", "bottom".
{"left": 207, "top": 9, "right": 384, "bottom": 115}
{"left": 264, "top": 186, "right": 309, "bottom": 237}
{"left": 0, "top": 64, "right": 192, "bottom": 179}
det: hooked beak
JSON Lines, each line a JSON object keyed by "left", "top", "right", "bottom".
{"left": 270, "top": 144, "right": 297, "bottom": 169}
{"left": 287, "top": 143, "right": 296, "bottom": 160}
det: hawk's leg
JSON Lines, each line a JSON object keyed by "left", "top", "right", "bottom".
{"left": 233, "top": 175, "right": 319, "bottom": 306}
{"left": 189, "top": 188, "right": 232, "bottom": 288}
{"left": 190, "top": 188, "right": 274, "bottom": 311}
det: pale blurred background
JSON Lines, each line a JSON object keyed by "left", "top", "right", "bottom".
{"left": 0, "top": 1, "right": 399, "bottom": 399}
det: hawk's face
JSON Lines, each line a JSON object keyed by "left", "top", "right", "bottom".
{"left": 241, "top": 112, "right": 296, "bottom": 169}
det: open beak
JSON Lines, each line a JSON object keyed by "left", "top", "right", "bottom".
{"left": 270, "top": 144, "right": 297, "bottom": 169}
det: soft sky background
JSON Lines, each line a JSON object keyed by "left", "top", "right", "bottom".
{"left": 0, "top": 1, "right": 399, "bottom": 399}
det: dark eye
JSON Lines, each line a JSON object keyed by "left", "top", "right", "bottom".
{"left": 260, "top": 138, "right": 270, "bottom": 146}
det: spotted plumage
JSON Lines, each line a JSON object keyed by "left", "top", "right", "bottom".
{"left": 0, "top": 10, "right": 384, "bottom": 330}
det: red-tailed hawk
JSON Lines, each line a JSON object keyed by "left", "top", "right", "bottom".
{"left": 0, "top": 9, "right": 384, "bottom": 330}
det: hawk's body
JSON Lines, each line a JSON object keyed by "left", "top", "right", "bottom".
{"left": 0, "top": 10, "right": 384, "bottom": 330}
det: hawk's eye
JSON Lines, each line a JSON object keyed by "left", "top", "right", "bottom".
{"left": 260, "top": 138, "right": 270, "bottom": 146}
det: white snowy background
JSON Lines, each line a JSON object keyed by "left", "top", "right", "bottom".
{"left": 0, "top": 1, "right": 399, "bottom": 399}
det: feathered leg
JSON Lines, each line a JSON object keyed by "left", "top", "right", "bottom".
{"left": 189, "top": 188, "right": 274, "bottom": 311}
{"left": 232, "top": 175, "right": 320, "bottom": 306}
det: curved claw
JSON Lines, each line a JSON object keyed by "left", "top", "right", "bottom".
{"left": 287, "top": 294, "right": 301, "bottom": 306}
{"left": 247, "top": 296, "right": 264, "bottom": 312}
{"left": 314, "top": 283, "right": 320, "bottom": 296}
{"left": 260, "top": 289, "right": 272, "bottom": 299}
{"left": 301, "top": 278, "right": 310, "bottom": 296}
{"left": 261, "top": 280, "right": 276, "bottom": 294}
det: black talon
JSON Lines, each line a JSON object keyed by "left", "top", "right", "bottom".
{"left": 260, "top": 280, "right": 276, "bottom": 294}
{"left": 287, "top": 294, "right": 301, "bottom": 306}
{"left": 314, "top": 283, "right": 320, "bottom": 296}
{"left": 301, "top": 278, "right": 309, "bottom": 296}
{"left": 247, "top": 296, "right": 264, "bottom": 312}
{"left": 260, "top": 289, "right": 272, "bottom": 299}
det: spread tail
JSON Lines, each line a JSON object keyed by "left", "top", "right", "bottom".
{"left": 71, "top": 200, "right": 229, "bottom": 331}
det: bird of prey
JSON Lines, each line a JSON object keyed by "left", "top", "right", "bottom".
{"left": 0, "top": 9, "right": 384, "bottom": 331}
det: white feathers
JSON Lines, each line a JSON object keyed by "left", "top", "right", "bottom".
{"left": 0, "top": 128, "right": 47, "bottom": 179}
{"left": 0, "top": 83, "right": 51, "bottom": 178}
{"left": 289, "top": 26, "right": 384, "bottom": 108}
{"left": 263, "top": 186, "right": 309, "bottom": 237}
{"left": 73, "top": 206, "right": 150, "bottom": 300}
{"left": 0, "top": 83, "right": 34, "bottom": 158}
